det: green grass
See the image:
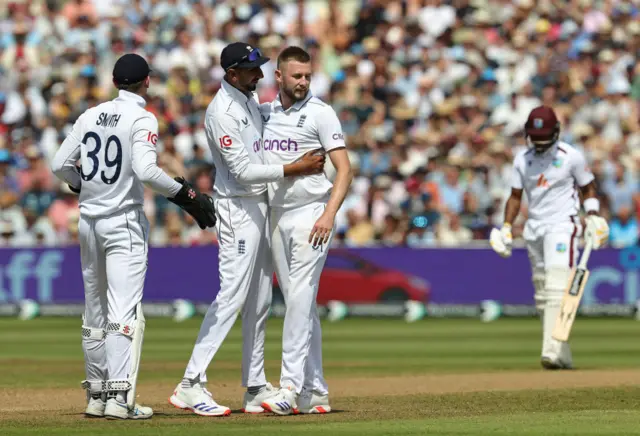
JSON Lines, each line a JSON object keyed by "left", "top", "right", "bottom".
{"left": 2, "top": 317, "right": 640, "bottom": 434}
{"left": 6, "top": 412, "right": 640, "bottom": 436}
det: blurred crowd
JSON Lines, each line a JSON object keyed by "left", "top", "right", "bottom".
{"left": 0, "top": 0, "right": 639, "bottom": 249}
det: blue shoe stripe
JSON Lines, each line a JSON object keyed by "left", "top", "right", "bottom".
{"left": 194, "top": 403, "right": 218, "bottom": 412}
{"left": 276, "top": 402, "right": 290, "bottom": 410}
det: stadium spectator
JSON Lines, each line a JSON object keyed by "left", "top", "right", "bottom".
{"left": 0, "top": 0, "right": 637, "bottom": 247}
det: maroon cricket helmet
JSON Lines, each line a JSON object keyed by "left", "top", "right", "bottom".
{"left": 524, "top": 106, "right": 560, "bottom": 151}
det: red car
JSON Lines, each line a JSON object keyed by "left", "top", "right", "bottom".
{"left": 272, "top": 250, "right": 431, "bottom": 305}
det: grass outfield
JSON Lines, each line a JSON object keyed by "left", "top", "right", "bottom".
{"left": 1, "top": 317, "right": 640, "bottom": 434}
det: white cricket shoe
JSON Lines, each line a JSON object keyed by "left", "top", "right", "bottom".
{"left": 261, "top": 386, "right": 297, "bottom": 416}
{"left": 169, "top": 382, "right": 231, "bottom": 417}
{"left": 104, "top": 398, "right": 153, "bottom": 420}
{"left": 297, "top": 389, "right": 331, "bottom": 414}
{"left": 541, "top": 356, "right": 573, "bottom": 370}
{"left": 85, "top": 395, "right": 106, "bottom": 417}
{"left": 242, "top": 383, "right": 278, "bottom": 414}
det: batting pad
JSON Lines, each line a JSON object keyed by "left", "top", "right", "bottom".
{"left": 545, "top": 267, "right": 572, "bottom": 303}
{"left": 82, "top": 325, "right": 106, "bottom": 341}
{"left": 127, "top": 302, "right": 146, "bottom": 409}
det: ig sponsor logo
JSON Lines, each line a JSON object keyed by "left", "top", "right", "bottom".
{"left": 146, "top": 132, "right": 158, "bottom": 145}
{"left": 219, "top": 135, "right": 232, "bottom": 148}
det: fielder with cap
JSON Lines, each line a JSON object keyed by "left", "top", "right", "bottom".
{"left": 169, "top": 42, "right": 325, "bottom": 416}
{"left": 490, "top": 105, "right": 609, "bottom": 369}
{"left": 51, "top": 53, "right": 216, "bottom": 419}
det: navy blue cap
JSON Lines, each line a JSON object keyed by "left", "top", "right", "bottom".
{"left": 221, "top": 42, "right": 270, "bottom": 71}
{"left": 113, "top": 53, "right": 150, "bottom": 85}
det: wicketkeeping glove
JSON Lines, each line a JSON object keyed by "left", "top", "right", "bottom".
{"left": 167, "top": 177, "right": 216, "bottom": 230}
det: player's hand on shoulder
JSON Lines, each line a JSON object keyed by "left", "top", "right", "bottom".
{"left": 490, "top": 223, "right": 513, "bottom": 258}
{"left": 585, "top": 214, "right": 609, "bottom": 249}
{"left": 168, "top": 176, "right": 217, "bottom": 230}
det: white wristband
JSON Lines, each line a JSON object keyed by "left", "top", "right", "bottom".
{"left": 583, "top": 197, "right": 600, "bottom": 213}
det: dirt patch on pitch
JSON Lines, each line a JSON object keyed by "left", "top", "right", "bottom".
{"left": 329, "top": 368, "right": 640, "bottom": 397}
{"left": 3, "top": 368, "right": 640, "bottom": 418}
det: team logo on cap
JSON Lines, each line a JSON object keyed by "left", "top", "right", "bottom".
{"left": 533, "top": 118, "right": 544, "bottom": 129}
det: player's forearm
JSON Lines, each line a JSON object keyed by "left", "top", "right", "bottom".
{"left": 51, "top": 139, "right": 81, "bottom": 189}
{"left": 580, "top": 181, "right": 600, "bottom": 216}
{"left": 52, "top": 164, "right": 81, "bottom": 189}
{"left": 325, "top": 165, "right": 353, "bottom": 216}
{"left": 132, "top": 146, "right": 182, "bottom": 197}
{"left": 234, "top": 162, "right": 284, "bottom": 184}
{"left": 138, "top": 164, "right": 182, "bottom": 197}
{"left": 503, "top": 196, "right": 521, "bottom": 226}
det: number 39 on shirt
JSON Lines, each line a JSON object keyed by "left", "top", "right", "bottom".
{"left": 80, "top": 131, "right": 122, "bottom": 185}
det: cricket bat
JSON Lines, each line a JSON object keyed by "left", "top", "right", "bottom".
{"left": 552, "top": 238, "right": 593, "bottom": 342}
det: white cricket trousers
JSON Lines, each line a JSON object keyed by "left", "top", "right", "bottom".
{"left": 271, "top": 201, "right": 331, "bottom": 395}
{"left": 184, "top": 194, "right": 272, "bottom": 388}
{"left": 524, "top": 216, "right": 581, "bottom": 362}
{"left": 79, "top": 206, "right": 149, "bottom": 392}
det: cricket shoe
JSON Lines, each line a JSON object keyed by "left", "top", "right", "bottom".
{"left": 296, "top": 389, "right": 331, "bottom": 414}
{"left": 541, "top": 356, "right": 573, "bottom": 370}
{"left": 104, "top": 398, "right": 153, "bottom": 420}
{"left": 85, "top": 394, "right": 107, "bottom": 418}
{"left": 169, "top": 382, "right": 231, "bottom": 416}
{"left": 242, "top": 383, "right": 278, "bottom": 414}
{"left": 261, "top": 386, "right": 297, "bottom": 416}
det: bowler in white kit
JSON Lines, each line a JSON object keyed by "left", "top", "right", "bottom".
{"left": 51, "top": 54, "right": 216, "bottom": 419}
{"left": 168, "top": 42, "right": 326, "bottom": 416}
{"left": 490, "top": 106, "right": 609, "bottom": 369}
{"left": 258, "top": 46, "right": 353, "bottom": 415}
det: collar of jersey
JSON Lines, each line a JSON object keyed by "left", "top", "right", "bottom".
{"left": 274, "top": 91, "right": 312, "bottom": 113}
{"left": 115, "top": 90, "right": 146, "bottom": 108}
{"left": 221, "top": 79, "right": 253, "bottom": 103}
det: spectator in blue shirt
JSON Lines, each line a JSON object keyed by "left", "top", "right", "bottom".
{"left": 609, "top": 205, "right": 638, "bottom": 248}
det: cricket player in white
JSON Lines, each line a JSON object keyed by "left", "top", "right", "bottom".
{"left": 168, "top": 42, "right": 326, "bottom": 416}
{"left": 258, "top": 47, "right": 353, "bottom": 415}
{"left": 51, "top": 54, "right": 215, "bottom": 419}
{"left": 490, "top": 106, "right": 609, "bottom": 369}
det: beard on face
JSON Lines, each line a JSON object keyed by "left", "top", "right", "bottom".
{"left": 282, "top": 82, "right": 308, "bottom": 102}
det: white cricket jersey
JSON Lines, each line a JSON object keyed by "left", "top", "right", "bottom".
{"left": 511, "top": 141, "right": 594, "bottom": 223}
{"left": 260, "top": 92, "right": 346, "bottom": 208}
{"left": 51, "top": 90, "right": 181, "bottom": 218}
{"left": 204, "top": 79, "right": 284, "bottom": 198}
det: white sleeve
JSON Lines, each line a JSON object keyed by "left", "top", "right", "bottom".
{"left": 315, "top": 106, "right": 346, "bottom": 152}
{"left": 131, "top": 114, "right": 182, "bottom": 198}
{"left": 205, "top": 111, "right": 284, "bottom": 184}
{"left": 511, "top": 154, "right": 524, "bottom": 189}
{"left": 51, "top": 115, "right": 83, "bottom": 190}
{"left": 571, "top": 149, "right": 595, "bottom": 187}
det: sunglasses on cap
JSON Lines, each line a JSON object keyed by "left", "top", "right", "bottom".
{"left": 226, "top": 48, "right": 265, "bottom": 71}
